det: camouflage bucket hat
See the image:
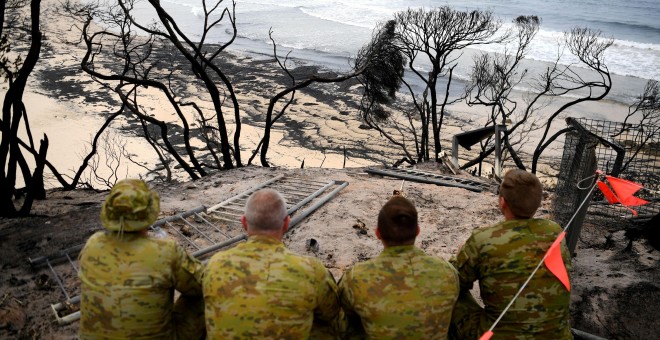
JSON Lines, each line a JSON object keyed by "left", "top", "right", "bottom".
{"left": 100, "top": 179, "right": 160, "bottom": 232}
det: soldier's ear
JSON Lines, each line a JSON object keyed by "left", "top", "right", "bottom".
{"left": 375, "top": 227, "right": 382, "bottom": 240}
{"left": 241, "top": 215, "right": 248, "bottom": 232}
{"left": 416, "top": 225, "right": 420, "bottom": 236}
{"left": 281, "top": 215, "right": 290, "bottom": 233}
{"left": 499, "top": 196, "right": 507, "bottom": 211}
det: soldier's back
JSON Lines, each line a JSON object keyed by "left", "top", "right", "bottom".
{"left": 470, "top": 218, "right": 573, "bottom": 339}
{"left": 203, "top": 235, "right": 335, "bottom": 339}
{"left": 79, "top": 231, "right": 182, "bottom": 339}
{"left": 340, "top": 245, "right": 459, "bottom": 339}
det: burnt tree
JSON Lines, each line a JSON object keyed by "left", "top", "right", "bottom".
{"left": 0, "top": 0, "right": 49, "bottom": 217}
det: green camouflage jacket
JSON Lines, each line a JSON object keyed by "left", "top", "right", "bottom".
{"left": 78, "top": 231, "right": 204, "bottom": 339}
{"left": 338, "top": 245, "right": 460, "bottom": 339}
{"left": 203, "top": 235, "right": 343, "bottom": 339}
{"left": 450, "top": 218, "right": 573, "bottom": 339}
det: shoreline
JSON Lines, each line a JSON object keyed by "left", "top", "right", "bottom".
{"left": 8, "top": 0, "right": 638, "bottom": 188}
{"left": 1, "top": 2, "right": 658, "bottom": 338}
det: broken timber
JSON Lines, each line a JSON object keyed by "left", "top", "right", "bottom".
{"left": 29, "top": 175, "right": 348, "bottom": 325}
{"left": 366, "top": 167, "right": 494, "bottom": 193}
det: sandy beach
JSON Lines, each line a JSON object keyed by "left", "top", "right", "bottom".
{"left": 2, "top": 0, "right": 640, "bottom": 189}
{"left": 1, "top": 0, "right": 659, "bottom": 339}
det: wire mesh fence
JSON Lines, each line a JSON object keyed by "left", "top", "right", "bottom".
{"left": 553, "top": 117, "right": 659, "bottom": 233}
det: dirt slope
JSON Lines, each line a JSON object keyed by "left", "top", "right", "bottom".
{"left": 1, "top": 165, "right": 658, "bottom": 339}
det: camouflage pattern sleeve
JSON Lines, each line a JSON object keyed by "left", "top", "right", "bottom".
{"left": 338, "top": 267, "right": 367, "bottom": 339}
{"left": 450, "top": 233, "right": 480, "bottom": 292}
{"left": 337, "top": 267, "right": 355, "bottom": 315}
{"left": 171, "top": 244, "right": 205, "bottom": 340}
{"left": 313, "top": 262, "right": 345, "bottom": 334}
{"left": 172, "top": 243, "right": 204, "bottom": 297}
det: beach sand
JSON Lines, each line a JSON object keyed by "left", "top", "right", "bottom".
{"left": 2, "top": 0, "right": 638, "bottom": 188}
{"left": 1, "top": 1, "right": 658, "bottom": 339}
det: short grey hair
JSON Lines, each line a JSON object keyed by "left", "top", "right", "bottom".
{"left": 244, "top": 189, "right": 288, "bottom": 232}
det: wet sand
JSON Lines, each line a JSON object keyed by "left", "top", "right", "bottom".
{"left": 5, "top": 0, "right": 633, "bottom": 188}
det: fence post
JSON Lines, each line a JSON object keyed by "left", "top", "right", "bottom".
{"left": 553, "top": 119, "right": 598, "bottom": 255}
{"left": 566, "top": 147, "right": 598, "bottom": 254}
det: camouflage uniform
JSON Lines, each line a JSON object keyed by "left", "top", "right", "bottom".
{"left": 78, "top": 179, "right": 205, "bottom": 339}
{"left": 450, "top": 218, "right": 573, "bottom": 340}
{"left": 79, "top": 232, "right": 204, "bottom": 339}
{"left": 338, "top": 245, "right": 460, "bottom": 339}
{"left": 203, "top": 235, "right": 343, "bottom": 339}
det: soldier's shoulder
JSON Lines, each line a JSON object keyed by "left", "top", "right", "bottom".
{"left": 529, "top": 218, "right": 562, "bottom": 230}
{"left": 148, "top": 235, "right": 178, "bottom": 247}
{"left": 206, "top": 243, "right": 252, "bottom": 266}
{"left": 82, "top": 230, "right": 114, "bottom": 247}
{"left": 86, "top": 230, "right": 107, "bottom": 241}
{"left": 470, "top": 220, "right": 506, "bottom": 237}
{"left": 289, "top": 252, "right": 326, "bottom": 268}
{"left": 421, "top": 252, "right": 453, "bottom": 266}
{"left": 416, "top": 252, "right": 458, "bottom": 274}
{"left": 342, "top": 256, "right": 380, "bottom": 276}
{"left": 206, "top": 245, "right": 234, "bottom": 262}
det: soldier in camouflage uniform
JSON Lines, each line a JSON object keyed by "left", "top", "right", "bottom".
{"left": 78, "top": 179, "right": 205, "bottom": 340}
{"left": 449, "top": 169, "right": 573, "bottom": 340}
{"left": 203, "top": 189, "right": 343, "bottom": 338}
{"left": 338, "top": 196, "right": 460, "bottom": 339}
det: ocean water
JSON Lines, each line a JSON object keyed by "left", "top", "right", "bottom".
{"left": 135, "top": 0, "right": 660, "bottom": 104}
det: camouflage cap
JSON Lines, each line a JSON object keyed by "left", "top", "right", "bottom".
{"left": 100, "top": 179, "right": 160, "bottom": 232}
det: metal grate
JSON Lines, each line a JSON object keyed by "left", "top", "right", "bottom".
{"left": 28, "top": 175, "right": 348, "bottom": 325}
{"left": 365, "top": 167, "right": 495, "bottom": 193}
{"left": 553, "top": 117, "right": 659, "bottom": 230}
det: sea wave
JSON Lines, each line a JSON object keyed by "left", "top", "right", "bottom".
{"left": 298, "top": 5, "right": 386, "bottom": 29}
{"left": 457, "top": 23, "right": 660, "bottom": 81}
{"left": 580, "top": 17, "right": 660, "bottom": 41}
{"left": 155, "top": 0, "right": 660, "bottom": 82}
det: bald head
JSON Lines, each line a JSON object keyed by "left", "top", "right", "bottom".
{"left": 243, "top": 189, "right": 289, "bottom": 235}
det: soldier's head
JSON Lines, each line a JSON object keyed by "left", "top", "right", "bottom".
{"left": 376, "top": 196, "right": 419, "bottom": 247}
{"left": 498, "top": 169, "right": 543, "bottom": 219}
{"left": 242, "top": 189, "right": 290, "bottom": 238}
{"left": 100, "top": 179, "right": 160, "bottom": 234}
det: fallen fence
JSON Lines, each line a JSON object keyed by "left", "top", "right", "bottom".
{"left": 366, "top": 167, "right": 495, "bottom": 193}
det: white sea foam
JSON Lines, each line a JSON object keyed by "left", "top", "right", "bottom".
{"left": 133, "top": 0, "right": 658, "bottom": 101}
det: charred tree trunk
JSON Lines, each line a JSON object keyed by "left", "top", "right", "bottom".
{"left": 0, "top": 0, "right": 44, "bottom": 217}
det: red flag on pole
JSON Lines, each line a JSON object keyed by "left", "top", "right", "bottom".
{"left": 606, "top": 176, "right": 649, "bottom": 206}
{"left": 479, "top": 330, "right": 494, "bottom": 340}
{"left": 596, "top": 175, "right": 649, "bottom": 216}
{"left": 544, "top": 231, "right": 570, "bottom": 291}
{"left": 597, "top": 180, "right": 619, "bottom": 204}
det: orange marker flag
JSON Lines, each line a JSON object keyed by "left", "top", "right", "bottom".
{"left": 606, "top": 176, "right": 649, "bottom": 206}
{"left": 544, "top": 231, "right": 570, "bottom": 291}
{"left": 479, "top": 330, "right": 494, "bottom": 340}
{"left": 597, "top": 180, "right": 619, "bottom": 204}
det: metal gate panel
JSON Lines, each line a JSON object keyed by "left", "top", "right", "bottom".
{"left": 366, "top": 167, "right": 494, "bottom": 192}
